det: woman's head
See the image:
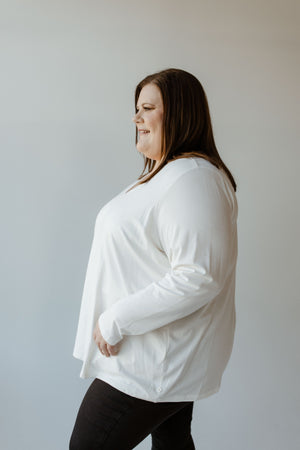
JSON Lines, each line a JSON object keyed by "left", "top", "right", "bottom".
{"left": 132, "top": 83, "right": 164, "bottom": 164}
{"left": 130, "top": 68, "right": 236, "bottom": 191}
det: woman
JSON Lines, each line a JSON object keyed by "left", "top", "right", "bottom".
{"left": 69, "top": 68, "right": 238, "bottom": 449}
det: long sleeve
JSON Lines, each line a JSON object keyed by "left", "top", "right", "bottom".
{"left": 98, "top": 166, "right": 237, "bottom": 346}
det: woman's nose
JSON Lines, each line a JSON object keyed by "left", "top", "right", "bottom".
{"left": 132, "top": 111, "right": 142, "bottom": 123}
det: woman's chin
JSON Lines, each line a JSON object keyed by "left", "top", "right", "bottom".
{"left": 136, "top": 145, "right": 148, "bottom": 155}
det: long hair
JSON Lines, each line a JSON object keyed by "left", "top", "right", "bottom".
{"left": 127, "top": 68, "right": 237, "bottom": 192}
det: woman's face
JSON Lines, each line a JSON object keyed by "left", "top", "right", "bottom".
{"left": 132, "top": 83, "right": 164, "bottom": 163}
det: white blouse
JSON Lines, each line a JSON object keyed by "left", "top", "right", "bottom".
{"left": 73, "top": 156, "right": 238, "bottom": 402}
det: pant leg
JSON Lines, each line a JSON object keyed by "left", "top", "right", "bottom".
{"left": 151, "top": 402, "right": 195, "bottom": 450}
{"left": 69, "top": 378, "right": 195, "bottom": 450}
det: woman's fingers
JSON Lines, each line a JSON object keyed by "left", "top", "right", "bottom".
{"left": 107, "top": 344, "right": 118, "bottom": 356}
{"left": 93, "top": 322, "right": 121, "bottom": 357}
{"left": 98, "top": 343, "right": 110, "bottom": 357}
{"left": 97, "top": 342, "right": 119, "bottom": 357}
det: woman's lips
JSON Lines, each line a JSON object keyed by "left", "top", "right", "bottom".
{"left": 139, "top": 130, "right": 150, "bottom": 138}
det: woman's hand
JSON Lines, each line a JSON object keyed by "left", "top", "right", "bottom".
{"left": 93, "top": 321, "right": 121, "bottom": 357}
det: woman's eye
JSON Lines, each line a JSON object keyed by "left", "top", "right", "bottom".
{"left": 135, "top": 107, "right": 151, "bottom": 113}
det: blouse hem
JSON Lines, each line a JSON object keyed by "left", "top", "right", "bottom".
{"left": 73, "top": 353, "right": 221, "bottom": 402}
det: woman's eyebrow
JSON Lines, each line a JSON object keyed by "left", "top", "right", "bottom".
{"left": 136, "top": 103, "right": 155, "bottom": 108}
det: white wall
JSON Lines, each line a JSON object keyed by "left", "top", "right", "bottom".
{"left": 1, "top": 1, "right": 299, "bottom": 449}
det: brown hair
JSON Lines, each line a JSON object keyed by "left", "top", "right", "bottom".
{"left": 127, "top": 68, "right": 237, "bottom": 193}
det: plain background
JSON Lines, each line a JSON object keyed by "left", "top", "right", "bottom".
{"left": 1, "top": 1, "right": 299, "bottom": 449}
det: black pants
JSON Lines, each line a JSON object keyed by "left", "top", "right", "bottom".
{"left": 69, "top": 378, "right": 195, "bottom": 450}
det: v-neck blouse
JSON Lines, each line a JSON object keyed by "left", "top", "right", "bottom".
{"left": 73, "top": 156, "right": 238, "bottom": 402}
